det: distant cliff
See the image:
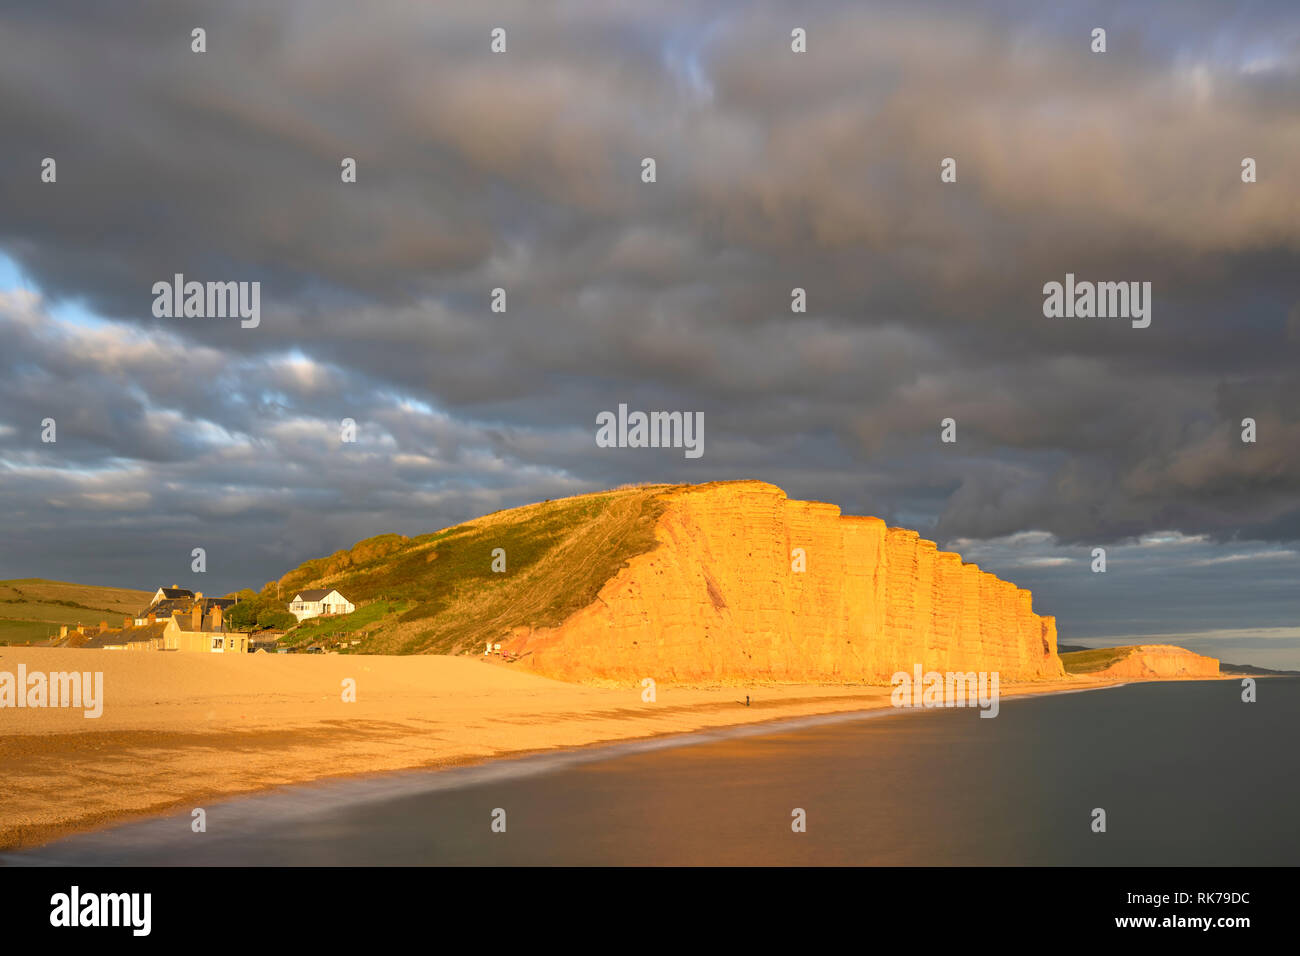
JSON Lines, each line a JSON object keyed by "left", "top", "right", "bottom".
{"left": 504, "top": 481, "right": 1064, "bottom": 683}
{"left": 1060, "top": 644, "right": 1220, "bottom": 679}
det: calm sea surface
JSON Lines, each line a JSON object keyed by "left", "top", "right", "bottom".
{"left": 10, "top": 678, "right": 1299, "bottom": 865}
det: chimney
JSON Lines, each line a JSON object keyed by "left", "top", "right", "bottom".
{"left": 195, "top": 591, "right": 203, "bottom": 600}
{"left": 148, "top": 613, "right": 156, "bottom": 624}
{"left": 59, "top": 625, "right": 68, "bottom": 639}
{"left": 99, "top": 620, "right": 108, "bottom": 631}
{"left": 211, "top": 605, "right": 223, "bottom": 631}
{"left": 172, "top": 584, "right": 178, "bottom": 589}
{"left": 191, "top": 603, "right": 203, "bottom": 631}
{"left": 124, "top": 616, "right": 132, "bottom": 630}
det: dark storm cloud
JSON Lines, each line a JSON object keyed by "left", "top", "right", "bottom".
{"left": 0, "top": 289, "right": 589, "bottom": 589}
{"left": 0, "top": 0, "right": 1297, "bottom": 647}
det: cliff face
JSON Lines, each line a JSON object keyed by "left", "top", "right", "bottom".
{"left": 504, "top": 481, "right": 1064, "bottom": 683}
{"left": 1087, "top": 645, "right": 1220, "bottom": 679}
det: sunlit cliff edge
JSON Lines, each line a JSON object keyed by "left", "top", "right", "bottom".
{"left": 1060, "top": 644, "right": 1221, "bottom": 680}
{"left": 500, "top": 481, "right": 1066, "bottom": 683}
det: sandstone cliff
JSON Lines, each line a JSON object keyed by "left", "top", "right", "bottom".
{"left": 504, "top": 481, "right": 1065, "bottom": 684}
{"left": 1061, "top": 644, "right": 1220, "bottom": 680}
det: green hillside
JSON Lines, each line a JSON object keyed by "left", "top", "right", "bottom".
{"left": 259, "top": 485, "right": 672, "bottom": 655}
{"left": 0, "top": 579, "right": 154, "bottom": 645}
{"left": 1058, "top": 646, "right": 1139, "bottom": 674}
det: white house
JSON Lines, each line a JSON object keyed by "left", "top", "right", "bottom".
{"left": 288, "top": 588, "right": 355, "bottom": 622}
{"left": 151, "top": 585, "right": 194, "bottom": 605}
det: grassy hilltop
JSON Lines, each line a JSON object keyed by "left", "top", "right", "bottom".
{"left": 0, "top": 579, "right": 153, "bottom": 645}
{"left": 1058, "top": 646, "right": 1137, "bottom": 674}
{"left": 258, "top": 485, "right": 671, "bottom": 655}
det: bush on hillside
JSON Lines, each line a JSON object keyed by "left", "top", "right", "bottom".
{"left": 256, "top": 608, "right": 296, "bottom": 630}
{"left": 226, "top": 600, "right": 261, "bottom": 630}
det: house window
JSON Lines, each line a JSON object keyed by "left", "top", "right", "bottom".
{"left": 211, "top": 638, "right": 223, "bottom": 650}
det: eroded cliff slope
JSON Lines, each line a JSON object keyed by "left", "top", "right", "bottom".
{"left": 1060, "top": 644, "right": 1220, "bottom": 679}
{"left": 504, "top": 481, "right": 1065, "bottom": 683}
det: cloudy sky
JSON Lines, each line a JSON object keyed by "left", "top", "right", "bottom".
{"left": 1, "top": 0, "right": 1297, "bottom": 666}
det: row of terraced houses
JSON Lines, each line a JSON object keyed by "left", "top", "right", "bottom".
{"left": 59, "top": 585, "right": 354, "bottom": 654}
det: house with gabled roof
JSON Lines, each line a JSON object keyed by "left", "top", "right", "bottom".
{"left": 162, "top": 602, "right": 250, "bottom": 653}
{"left": 151, "top": 585, "right": 195, "bottom": 604}
{"left": 135, "top": 586, "right": 235, "bottom": 626}
{"left": 288, "top": 588, "right": 355, "bottom": 622}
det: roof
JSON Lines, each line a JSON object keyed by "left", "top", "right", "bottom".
{"left": 84, "top": 623, "right": 167, "bottom": 649}
{"left": 138, "top": 598, "right": 190, "bottom": 618}
{"left": 168, "top": 613, "right": 235, "bottom": 634}
{"left": 293, "top": 589, "right": 336, "bottom": 602}
{"left": 138, "top": 595, "right": 236, "bottom": 618}
{"left": 157, "top": 587, "right": 194, "bottom": 600}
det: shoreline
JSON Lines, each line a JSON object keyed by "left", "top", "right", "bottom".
{"left": 13, "top": 678, "right": 1144, "bottom": 861}
{"left": 0, "top": 647, "right": 1231, "bottom": 853}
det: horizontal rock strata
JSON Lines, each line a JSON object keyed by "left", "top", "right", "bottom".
{"left": 505, "top": 481, "right": 1064, "bottom": 683}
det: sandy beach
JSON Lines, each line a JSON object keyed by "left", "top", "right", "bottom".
{"left": 1, "top": 647, "right": 1158, "bottom": 850}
